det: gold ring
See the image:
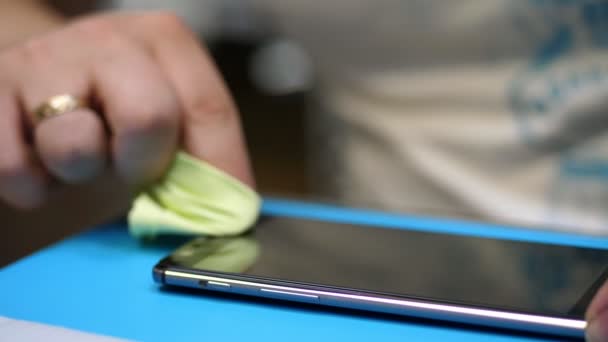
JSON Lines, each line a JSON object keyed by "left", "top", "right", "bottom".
{"left": 34, "top": 94, "right": 88, "bottom": 124}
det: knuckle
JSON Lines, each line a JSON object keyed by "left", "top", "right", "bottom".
{"left": 72, "top": 17, "right": 122, "bottom": 45}
{"left": 186, "top": 96, "right": 236, "bottom": 127}
{"left": 119, "top": 105, "right": 178, "bottom": 137}
{"left": 142, "top": 11, "right": 190, "bottom": 34}
{"left": 13, "top": 37, "right": 53, "bottom": 65}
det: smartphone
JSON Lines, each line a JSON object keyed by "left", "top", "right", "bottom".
{"left": 153, "top": 215, "right": 608, "bottom": 338}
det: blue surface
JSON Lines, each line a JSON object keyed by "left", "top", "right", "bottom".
{"left": 1, "top": 198, "right": 606, "bottom": 341}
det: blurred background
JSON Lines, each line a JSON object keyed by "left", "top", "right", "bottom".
{"left": 4, "top": 0, "right": 608, "bottom": 266}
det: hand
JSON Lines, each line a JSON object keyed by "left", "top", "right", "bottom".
{"left": 0, "top": 11, "right": 254, "bottom": 209}
{"left": 587, "top": 280, "right": 608, "bottom": 341}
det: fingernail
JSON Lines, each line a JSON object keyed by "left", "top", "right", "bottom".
{"left": 587, "top": 316, "right": 608, "bottom": 342}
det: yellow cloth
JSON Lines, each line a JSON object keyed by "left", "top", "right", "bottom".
{"left": 128, "top": 151, "right": 261, "bottom": 238}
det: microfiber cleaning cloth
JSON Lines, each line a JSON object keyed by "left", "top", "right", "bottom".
{"left": 128, "top": 151, "right": 261, "bottom": 238}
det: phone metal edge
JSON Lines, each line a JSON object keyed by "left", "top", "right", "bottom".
{"left": 160, "top": 269, "right": 586, "bottom": 338}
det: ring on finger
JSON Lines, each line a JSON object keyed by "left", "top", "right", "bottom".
{"left": 33, "top": 94, "right": 89, "bottom": 124}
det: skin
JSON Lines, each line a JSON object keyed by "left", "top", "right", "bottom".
{"left": 0, "top": 11, "right": 254, "bottom": 210}
{"left": 0, "top": 2, "right": 604, "bottom": 341}
{"left": 587, "top": 281, "right": 608, "bottom": 342}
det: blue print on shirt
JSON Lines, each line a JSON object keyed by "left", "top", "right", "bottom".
{"left": 582, "top": 1, "right": 608, "bottom": 48}
{"left": 508, "top": 0, "right": 608, "bottom": 228}
{"left": 509, "top": 1, "right": 608, "bottom": 148}
{"left": 510, "top": 1, "right": 608, "bottom": 148}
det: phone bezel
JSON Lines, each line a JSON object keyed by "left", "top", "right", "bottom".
{"left": 154, "top": 259, "right": 599, "bottom": 338}
{"left": 152, "top": 209, "right": 608, "bottom": 339}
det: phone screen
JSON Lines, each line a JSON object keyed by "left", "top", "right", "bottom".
{"left": 165, "top": 216, "right": 608, "bottom": 319}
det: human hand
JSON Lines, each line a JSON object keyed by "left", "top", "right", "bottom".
{"left": 0, "top": 11, "right": 253, "bottom": 209}
{"left": 587, "top": 280, "right": 608, "bottom": 341}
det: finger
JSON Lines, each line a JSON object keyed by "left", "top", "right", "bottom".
{"left": 586, "top": 281, "right": 608, "bottom": 342}
{"left": 92, "top": 35, "right": 180, "bottom": 185}
{"left": 588, "top": 280, "right": 608, "bottom": 321}
{"left": 0, "top": 86, "right": 47, "bottom": 208}
{"left": 35, "top": 108, "right": 107, "bottom": 184}
{"left": 125, "top": 13, "right": 255, "bottom": 187}
{"left": 15, "top": 36, "right": 107, "bottom": 184}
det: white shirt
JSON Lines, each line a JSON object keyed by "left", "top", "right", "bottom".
{"left": 113, "top": 0, "right": 608, "bottom": 234}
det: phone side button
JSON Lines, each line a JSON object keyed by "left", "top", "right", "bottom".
{"left": 259, "top": 288, "right": 320, "bottom": 304}
{"left": 200, "top": 280, "right": 232, "bottom": 291}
